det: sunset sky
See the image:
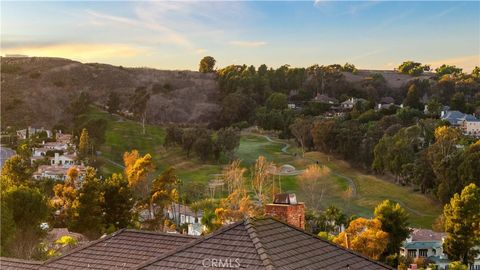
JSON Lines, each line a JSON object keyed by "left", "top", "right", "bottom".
{"left": 2, "top": 1, "right": 479, "bottom": 71}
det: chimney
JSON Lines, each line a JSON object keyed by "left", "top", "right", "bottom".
{"left": 265, "top": 193, "right": 305, "bottom": 229}
{"left": 54, "top": 152, "right": 59, "bottom": 165}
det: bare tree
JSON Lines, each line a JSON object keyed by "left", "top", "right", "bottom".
{"left": 298, "top": 164, "right": 331, "bottom": 212}
{"left": 222, "top": 160, "right": 246, "bottom": 194}
{"left": 251, "top": 156, "right": 274, "bottom": 206}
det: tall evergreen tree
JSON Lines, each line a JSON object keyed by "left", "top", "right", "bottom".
{"left": 70, "top": 167, "right": 104, "bottom": 239}
{"left": 374, "top": 200, "right": 410, "bottom": 257}
{"left": 78, "top": 128, "right": 90, "bottom": 161}
{"left": 443, "top": 183, "right": 480, "bottom": 265}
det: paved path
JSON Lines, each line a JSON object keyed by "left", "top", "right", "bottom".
{"left": 260, "top": 134, "right": 357, "bottom": 197}
{"left": 104, "top": 157, "right": 126, "bottom": 169}
{"left": 0, "top": 147, "right": 16, "bottom": 169}
{"left": 263, "top": 135, "right": 431, "bottom": 216}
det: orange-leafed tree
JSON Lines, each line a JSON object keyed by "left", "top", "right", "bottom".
{"left": 123, "top": 150, "right": 154, "bottom": 198}
{"left": 334, "top": 217, "right": 389, "bottom": 260}
{"left": 216, "top": 189, "right": 261, "bottom": 225}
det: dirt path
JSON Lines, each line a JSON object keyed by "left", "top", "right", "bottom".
{"left": 260, "top": 134, "right": 357, "bottom": 197}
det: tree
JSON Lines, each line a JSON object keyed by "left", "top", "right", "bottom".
{"left": 164, "top": 125, "right": 183, "bottom": 147}
{"left": 123, "top": 150, "right": 154, "bottom": 198}
{"left": 374, "top": 200, "right": 410, "bottom": 256}
{"left": 219, "top": 92, "right": 255, "bottom": 126}
{"left": 442, "top": 184, "right": 480, "bottom": 265}
{"left": 398, "top": 61, "right": 430, "bottom": 76}
{"left": 0, "top": 201, "right": 16, "bottom": 256}
{"left": 70, "top": 167, "right": 104, "bottom": 239}
{"left": 427, "top": 126, "right": 462, "bottom": 202}
{"left": 50, "top": 171, "right": 77, "bottom": 227}
{"left": 450, "top": 92, "right": 466, "bottom": 111}
{"left": 215, "top": 127, "right": 240, "bottom": 161}
{"left": 182, "top": 128, "right": 197, "bottom": 157}
{"left": 311, "top": 119, "right": 336, "bottom": 152}
{"left": 334, "top": 218, "right": 389, "bottom": 260}
{"left": 193, "top": 131, "right": 213, "bottom": 161}
{"left": 373, "top": 126, "right": 421, "bottom": 183}
{"left": 457, "top": 141, "right": 480, "bottom": 188}
{"left": 323, "top": 206, "right": 346, "bottom": 234}
{"left": 103, "top": 173, "right": 134, "bottom": 231}
{"left": 149, "top": 167, "right": 179, "bottom": 228}
{"left": 68, "top": 92, "right": 90, "bottom": 119}
{"left": 435, "top": 64, "right": 463, "bottom": 77}
{"left": 317, "top": 231, "right": 335, "bottom": 241}
{"left": 78, "top": 128, "right": 90, "bottom": 161}
{"left": 107, "top": 91, "right": 120, "bottom": 114}
{"left": 297, "top": 164, "right": 331, "bottom": 212}
{"left": 216, "top": 189, "right": 261, "bottom": 225}
{"left": 250, "top": 156, "right": 274, "bottom": 206}
{"left": 1, "top": 155, "right": 32, "bottom": 185}
{"left": 403, "top": 84, "right": 422, "bottom": 109}
{"left": 2, "top": 186, "right": 49, "bottom": 258}
{"left": 131, "top": 86, "right": 150, "bottom": 135}
{"left": 16, "top": 143, "right": 32, "bottom": 160}
{"left": 199, "top": 56, "right": 216, "bottom": 73}
{"left": 266, "top": 93, "right": 288, "bottom": 110}
{"left": 222, "top": 160, "right": 246, "bottom": 194}
{"left": 425, "top": 99, "right": 442, "bottom": 117}
{"left": 290, "top": 117, "right": 313, "bottom": 157}
{"left": 448, "top": 262, "right": 468, "bottom": 270}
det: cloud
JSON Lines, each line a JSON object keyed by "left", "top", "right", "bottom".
{"left": 228, "top": 40, "right": 268, "bottom": 48}
{"left": 84, "top": 1, "right": 258, "bottom": 54}
{"left": 1, "top": 43, "right": 143, "bottom": 61}
{"left": 428, "top": 55, "right": 480, "bottom": 72}
{"left": 86, "top": 10, "right": 193, "bottom": 49}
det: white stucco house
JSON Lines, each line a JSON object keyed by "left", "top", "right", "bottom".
{"left": 341, "top": 97, "right": 367, "bottom": 110}
{"left": 401, "top": 228, "right": 480, "bottom": 270}
{"left": 50, "top": 153, "right": 76, "bottom": 166}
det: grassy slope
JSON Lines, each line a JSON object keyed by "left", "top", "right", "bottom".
{"left": 89, "top": 107, "right": 441, "bottom": 228}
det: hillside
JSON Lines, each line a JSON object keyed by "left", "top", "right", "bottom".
{"left": 0, "top": 57, "right": 431, "bottom": 129}
{"left": 1, "top": 57, "right": 220, "bottom": 128}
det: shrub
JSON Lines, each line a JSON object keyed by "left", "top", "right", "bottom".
{"left": 29, "top": 72, "right": 41, "bottom": 79}
{"left": 1, "top": 63, "right": 22, "bottom": 74}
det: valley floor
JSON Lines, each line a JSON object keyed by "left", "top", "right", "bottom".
{"left": 88, "top": 107, "right": 441, "bottom": 228}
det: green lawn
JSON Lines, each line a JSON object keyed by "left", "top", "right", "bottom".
{"left": 87, "top": 107, "right": 442, "bottom": 228}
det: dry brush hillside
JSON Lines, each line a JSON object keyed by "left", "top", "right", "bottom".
{"left": 1, "top": 57, "right": 220, "bottom": 128}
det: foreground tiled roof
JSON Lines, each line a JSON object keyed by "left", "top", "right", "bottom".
{"left": 41, "top": 229, "right": 197, "bottom": 270}
{"left": 0, "top": 257, "right": 42, "bottom": 270}
{"left": 138, "top": 217, "right": 392, "bottom": 270}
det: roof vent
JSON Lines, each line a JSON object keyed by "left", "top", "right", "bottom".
{"left": 273, "top": 193, "right": 297, "bottom": 205}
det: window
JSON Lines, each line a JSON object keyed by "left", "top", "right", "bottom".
{"left": 407, "top": 249, "right": 417, "bottom": 258}
{"left": 419, "top": 249, "right": 428, "bottom": 257}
